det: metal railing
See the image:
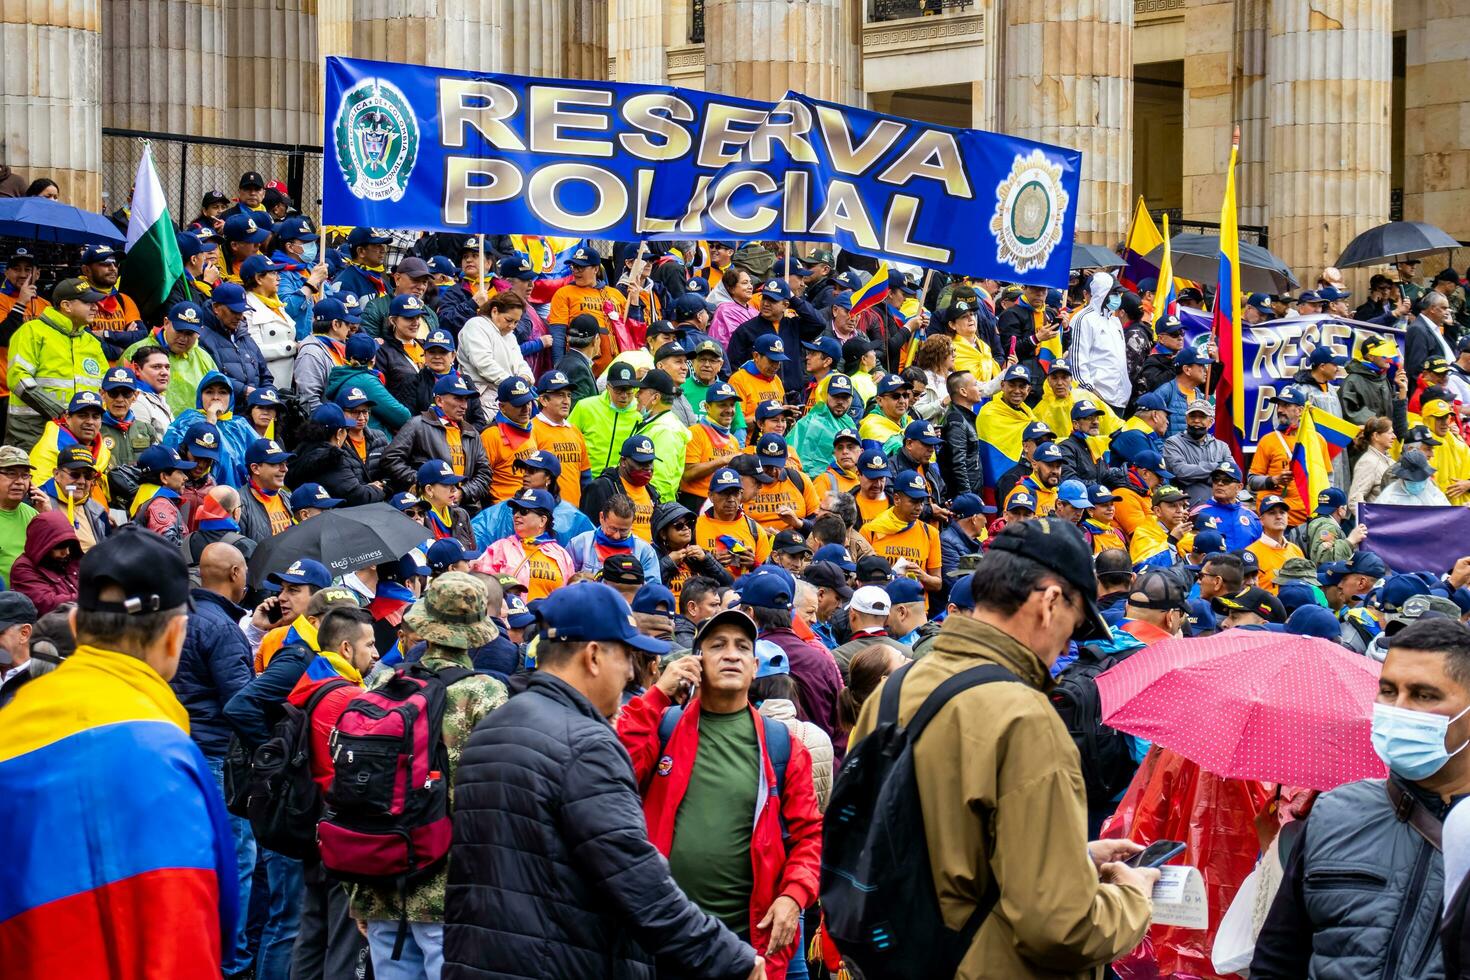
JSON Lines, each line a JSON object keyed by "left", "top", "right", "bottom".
{"left": 870, "top": 0, "right": 974, "bottom": 22}
{"left": 690, "top": 0, "right": 705, "bottom": 42}
{"left": 1150, "top": 209, "right": 1270, "bottom": 248}
{"left": 100, "top": 128, "right": 324, "bottom": 229}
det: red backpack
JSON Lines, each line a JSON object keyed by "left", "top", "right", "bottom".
{"left": 317, "top": 663, "right": 472, "bottom": 891}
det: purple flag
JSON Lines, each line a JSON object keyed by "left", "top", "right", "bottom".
{"left": 1358, "top": 503, "right": 1470, "bottom": 575}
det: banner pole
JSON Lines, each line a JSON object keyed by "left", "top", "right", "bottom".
{"left": 477, "top": 236, "right": 486, "bottom": 295}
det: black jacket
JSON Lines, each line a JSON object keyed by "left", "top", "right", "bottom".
{"left": 1403, "top": 314, "right": 1449, "bottom": 392}
{"left": 286, "top": 440, "right": 388, "bottom": 507}
{"left": 995, "top": 301, "right": 1058, "bottom": 387}
{"left": 726, "top": 300, "right": 827, "bottom": 401}
{"left": 238, "top": 487, "right": 288, "bottom": 543}
{"left": 555, "top": 349, "right": 598, "bottom": 404}
{"left": 223, "top": 641, "right": 314, "bottom": 749}
{"left": 939, "top": 403, "right": 982, "bottom": 496}
{"left": 1136, "top": 346, "right": 1178, "bottom": 396}
{"left": 443, "top": 672, "right": 755, "bottom": 980}
{"left": 375, "top": 335, "right": 424, "bottom": 413}
{"left": 436, "top": 282, "right": 480, "bottom": 337}
{"left": 1057, "top": 430, "right": 1125, "bottom": 488}
{"left": 383, "top": 409, "right": 493, "bottom": 503}
{"left": 580, "top": 467, "right": 662, "bottom": 524}
{"left": 411, "top": 368, "right": 488, "bottom": 427}
{"left": 171, "top": 588, "right": 254, "bottom": 759}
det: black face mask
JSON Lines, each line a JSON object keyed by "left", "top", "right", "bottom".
{"left": 1186, "top": 424, "right": 1210, "bottom": 439}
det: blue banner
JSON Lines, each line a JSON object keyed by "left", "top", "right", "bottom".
{"left": 1358, "top": 503, "right": 1470, "bottom": 575}
{"left": 323, "top": 57, "right": 1083, "bottom": 286}
{"left": 1177, "top": 310, "right": 1404, "bottom": 450}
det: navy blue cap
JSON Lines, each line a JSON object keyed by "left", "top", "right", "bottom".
{"left": 759, "top": 277, "right": 793, "bottom": 301}
{"left": 1071, "top": 399, "right": 1105, "bottom": 420}
{"left": 894, "top": 469, "right": 930, "bottom": 499}
{"left": 672, "top": 294, "right": 711, "bottom": 320}
{"left": 335, "top": 383, "right": 377, "bottom": 410}
{"left": 1315, "top": 487, "right": 1347, "bottom": 514}
{"left": 803, "top": 336, "right": 842, "bottom": 363}
{"left": 876, "top": 373, "right": 911, "bottom": 396}
{"left": 1272, "top": 386, "right": 1308, "bottom": 406}
{"left": 273, "top": 215, "right": 318, "bottom": 242}
{"left": 504, "top": 593, "right": 536, "bottom": 629}
{"left": 831, "top": 293, "right": 853, "bottom": 311}
{"left": 495, "top": 376, "right": 535, "bottom": 405}
{"left": 536, "top": 369, "right": 572, "bottom": 393}
{"left": 246, "top": 437, "right": 292, "bottom": 465}
{"left": 1346, "top": 550, "right": 1387, "bottom": 578}
{"left": 1245, "top": 292, "right": 1274, "bottom": 316}
{"left": 886, "top": 577, "right": 926, "bottom": 605}
{"left": 1155, "top": 314, "right": 1185, "bottom": 334}
{"left": 1308, "top": 345, "right": 1349, "bottom": 368}
{"left": 565, "top": 244, "right": 602, "bottom": 267}
{"left": 267, "top": 558, "right": 333, "bottom": 589}
{"left": 1193, "top": 530, "right": 1226, "bottom": 555}
{"left": 858, "top": 448, "right": 889, "bottom": 476}
{"left": 739, "top": 570, "right": 795, "bottom": 610}
{"left": 538, "top": 581, "right": 671, "bottom": 654}
{"left": 514, "top": 449, "right": 563, "bottom": 478}
{"left": 66, "top": 390, "right": 103, "bottom": 414}
{"left": 508, "top": 487, "right": 556, "bottom": 514}
{"left": 417, "top": 459, "right": 463, "bottom": 486}
{"left": 622, "top": 434, "right": 657, "bottom": 464}
{"left": 1174, "top": 345, "right": 1212, "bottom": 367}
{"left": 239, "top": 254, "right": 287, "bottom": 281}
{"left": 1023, "top": 421, "right": 1055, "bottom": 443}
{"left": 346, "top": 227, "right": 392, "bottom": 248}
{"left": 397, "top": 546, "right": 433, "bottom": 578}
{"left": 1134, "top": 390, "right": 1168, "bottom": 412}
{"left": 950, "top": 574, "right": 977, "bottom": 610}
{"left": 755, "top": 433, "right": 788, "bottom": 468}
{"left": 389, "top": 491, "right": 425, "bottom": 513}
{"left": 178, "top": 422, "right": 220, "bottom": 461}
{"left": 833, "top": 425, "right": 861, "bottom": 446}
{"left": 100, "top": 366, "right": 137, "bottom": 392}
{"left": 1007, "top": 490, "right": 1037, "bottom": 512}
{"left": 433, "top": 373, "right": 476, "bottom": 398}
{"left": 176, "top": 230, "right": 219, "bottom": 258}
{"left": 428, "top": 256, "right": 459, "bottom": 279}
{"left": 951, "top": 493, "right": 995, "bottom": 519}
{"left": 423, "top": 328, "right": 456, "bottom": 352}
{"left": 167, "top": 301, "right": 207, "bottom": 332}
{"left": 291, "top": 483, "right": 344, "bottom": 511}
{"left": 631, "top": 582, "right": 677, "bottom": 618}
{"left": 1319, "top": 285, "right": 1352, "bottom": 302}
{"left": 826, "top": 374, "right": 854, "bottom": 396}
{"left": 753, "top": 333, "right": 790, "bottom": 362}
{"left": 138, "top": 443, "right": 194, "bottom": 474}
{"left": 1085, "top": 482, "right": 1121, "bottom": 504}
{"left": 755, "top": 399, "right": 789, "bottom": 422}
{"left": 812, "top": 543, "right": 857, "bottom": 573}
{"left": 497, "top": 255, "right": 537, "bottom": 280}
{"left": 705, "top": 380, "right": 741, "bottom": 403}
{"left": 202, "top": 282, "right": 245, "bottom": 314}
{"left": 223, "top": 214, "right": 271, "bottom": 243}
{"left": 904, "top": 419, "right": 942, "bottom": 446}
{"left": 1132, "top": 449, "right": 1172, "bottom": 479}
{"left": 426, "top": 537, "right": 484, "bottom": 572}
{"left": 888, "top": 270, "right": 918, "bottom": 294}
{"left": 1285, "top": 604, "right": 1341, "bottom": 639}
{"left": 247, "top": 386, "right": 282, "bottom": 409}
{"left": 390, "top": 294, "right": 427, "bottom": 318}
{"left": 1260, "top": 494, "right": 1290, "bottom": 513}
{"left": 1212, "top": 460, "right": 1243, "bottom": 481}
{"left": 1033, "top": 441, "right": 1065, "bottom": 464}
{"left": 709, "top": 466, "right": 743, "bottom": 493}
{"left": 310, "top": 402, "right": 349, "bottom": 429}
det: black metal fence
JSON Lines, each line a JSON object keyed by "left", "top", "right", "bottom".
{"left": 100, "top": 128, "right": 324, "bottom": 229}
{"left": 690, "top": 0, "right": 705, "bottom": 42}
{"left": 1150, "top": 209, "right": 1270, "bottom": 247}
{"left": 870, "top": 0, "right": 974, "bottom": 21}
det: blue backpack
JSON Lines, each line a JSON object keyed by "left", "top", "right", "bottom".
{"left": 657, "top": 705, "right": 792, "bottom": 797}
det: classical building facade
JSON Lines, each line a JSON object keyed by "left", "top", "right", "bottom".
{"left": 4, "top": 0, "right": 1465, "bottom": 285}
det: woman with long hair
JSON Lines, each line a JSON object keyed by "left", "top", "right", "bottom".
{"left": 1348, "top": 416, "right": 1396, "bottom": 506}
{"left": 837, "top": 643, "right": 908, "bottom": 735}
{"left": 458, "top": 291, "right": 534, "bottom": 402}
{"left": 23, "top": 178, "right": 58, "bottom": 200}
{"left": 911, "top": 335, "right": 955, "bottom": 421}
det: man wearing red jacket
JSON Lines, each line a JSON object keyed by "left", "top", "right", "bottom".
{"left": 618, "top": 608, "right": 822, "bottom": 980}
{"left": 285, "top": 605, "right": 378, "bottom": 980}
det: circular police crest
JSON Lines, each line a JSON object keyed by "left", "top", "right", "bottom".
{"left": 334, "top": 78, "right": 420, "bottom": 203}
{"left": 82, "top": 358, "right": 100, "bottom": 376}
{"left": 991, "top": 149, "right": 1069, "bottom": 274}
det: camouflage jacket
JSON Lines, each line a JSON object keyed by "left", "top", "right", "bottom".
{"left": 349, "top": 647, "right": 508, "bottom": 923}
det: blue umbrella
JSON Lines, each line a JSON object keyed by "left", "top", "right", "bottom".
{"left": 0, "top": 197, "right": 125, "bottom": 246}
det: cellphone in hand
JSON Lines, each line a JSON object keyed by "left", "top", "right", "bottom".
{"left": 1125, "top": 840, "right": 1186, "bottom": 869}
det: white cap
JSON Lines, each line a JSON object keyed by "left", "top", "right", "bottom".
{"left": 850, "top": 585, "right": 892, "bottom": 616}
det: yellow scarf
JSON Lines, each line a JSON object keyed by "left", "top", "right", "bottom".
{"left": 403, "top": 339, "right": 425, "bottom": 367}
{"left": 865, "top": 507, "right": 915, "bottom": 537}
{"left": 318, "top": 644, "right": 363, "bottom": 685}
{"left": 255, "top": 290, "right": 286, "bottom": 313}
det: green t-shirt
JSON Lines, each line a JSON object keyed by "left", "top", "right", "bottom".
{"left": 0, "top": 502, "right": 37, "bottom": 582}
{"left": 667, "top": 707, "right": 759, "bottom": 930}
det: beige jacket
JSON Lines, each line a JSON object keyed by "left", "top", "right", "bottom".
{"left": 759, "top": 697, "right": 834, "bottom": 812}
{"left": 850, "top": 615, "right": 1152, "bottom": 979}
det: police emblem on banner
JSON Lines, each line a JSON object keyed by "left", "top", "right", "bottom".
{"left": 991, "top": 149, "right": 1069, "bottom": 274}
{"left": 334, "top": 78, "right": 420, "bottom": 203}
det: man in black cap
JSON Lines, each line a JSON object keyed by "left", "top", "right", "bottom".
{"left": 801, "top": 560, "right": 851, "bottom": 650}
{"left": 360, "top": 255, "right": 441, "bottom": 340}
{"left": 0, "top": 589, "right": 37, "bottom": 682}
{"left": 445, "top": 582, "right": 761, "bottom": 980}
{"left": 1212, "top": 586, "right": 1287, "bottom": 629}
{"left": 598, "top": 551, "right": 648, "bottom": 605}
{"left": 223, "top": 170, "right": 268, "bottom": 219}
{"left": 1094, "top": 547, "right": 1135, "bottom": 626}
{"left": 555, "top": 313, "right": 605, "bottom": 403}
{"left": 848, "top": 518, "right": 1155, "bottom": 974}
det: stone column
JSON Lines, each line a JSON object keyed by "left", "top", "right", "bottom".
{"left": 1, "top": 2, "right": 101, "bottom": 208}
{"left": 318, "top": 0, "right": 506, "bottom": 74}
{"left": 1268, "top": 1, "right": 1392, "bottom": 284}
{"left": 1179, "top": 0, "right": 1234, "bottom": 223}
{"left": 231, "top": 0, "right": 321, "bottom": 146}
{"left": 612, "top": 0, "right": 669, "bottom": 83}
{"left": 1234, "top": 0, "right": 1268, "bottom": 226}
{"left": 1404, "top": 1, "right": 1470, "bottom": 241}
{"left": 1002, "top": 0, "right": 1133, "bottom": 245}
{"left": 703, "top": 0, "right": 849, "bottom": 101}
{"left": 104, "top": 0, "right": 225, "bottom": 137}
{"left": 500, "top": 0, "right": 607, "bottom": 79}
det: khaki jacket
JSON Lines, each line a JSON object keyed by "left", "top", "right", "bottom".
{"left": 850, "top": 615, "right": 1152, "bottom": 979}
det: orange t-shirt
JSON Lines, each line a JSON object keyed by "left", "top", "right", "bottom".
{"left": 682, "top": 421, "right": 742, "bottom": 498}
{"left": 549, "top": 283, "right": 629, "bottom": 374}
{"left": 863, "top": 519, "right": 942, "bottom": 579}
{"left": 1250, "top": 428, "right": 1309, "bottom": 525}
{"left": 520, "top": 540, "right": 568, "bottom": 600}
{"left": 696, "top": 511, "right": 773, "bottom": 577}
{"left": 92, "top": 290, "right": 143, "bottom": 333}
{"left": 624, "top": 482, "right": 655, "bottom": 542}
{"left": 481, "top": 422, "right": 539, "bottom": 503}
{"left": 815, "top": 468, "right": 859, "bottom": 497}
{"left": 729, "top": 367, "right": 785, "bottom": 428}
{"left": 530, "top": 415, "right": 589, "bottom": 508}
{"left": 746, "top": 471, "right": 821, "bottom": 532}
{"left": 1247, "top": 534, "right": 1304, "bottom": 594}
{"left": 855, "top": 492, "right": 889, "bottom": 526}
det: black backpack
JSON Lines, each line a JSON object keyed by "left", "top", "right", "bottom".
{"left": 1049, "top": 644, "right": 1136, "bottom": 809}
{"left": 821, "top": 661, "right": 1020, "bottom": 979}
{"left": 273, "top": 386, "right": 313, "bottom": 449}
{"left": 243, "top": 678, "right": 353, "bottom": 859}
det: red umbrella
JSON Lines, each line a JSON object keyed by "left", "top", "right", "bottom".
{"left": 1096, "top": 628, "right": 1386, "bottom": 791}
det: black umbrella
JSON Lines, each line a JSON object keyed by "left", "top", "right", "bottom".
{"left": 1142, "top": 233, "right": 1299, "bottom": 294}
{"left": 1334, "top": 220, "right": 1461, "bottom": 269}
{"left": 247, "top": 502, "right": 430, "bottom": 588}
{"left": 1070, "top": 242, "right": 1122, "bottom": 271}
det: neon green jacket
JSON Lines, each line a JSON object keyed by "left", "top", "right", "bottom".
{"left": 568, "top": 391, "right": 642, "bottom": 476}
{"left": 634, "top": 409, "right": 692, "bottom": 501}
{"left": 6, "top": 307, "right": 107, "bottom": 448}
{"left": 122, "top": 333, "right": 219, "bottom": 418}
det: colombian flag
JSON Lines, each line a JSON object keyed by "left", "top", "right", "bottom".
{"left": 0, "top": 646, "right": 235, "bottom": 976}
{"left": 849, "top": 262, "right": 890, "bottom": 317}
{"left": 1291, "top": 406, "right": 1350, "bottom": 512}
{"left": 1121, "top": 197, "right": 1164, "bottom": 292}
{"left": 1155, "top": 212, "right": 1179, "bottom": 326}
{"left": 1212, "top": 130, "right": 1246, "bottom": 465}
{"left": 975, "top": 396, "right": 1037, "bottom": 493}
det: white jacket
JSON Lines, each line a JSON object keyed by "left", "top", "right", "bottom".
{"left": 1375, "top": 478, "right": 1451, "bottom": 507}
{"left": 243, "top": 291, "right": 298, "bottom": 388}
{"left": 457, "top": 315, "right": 533, "bottom": 402}
{"left": 1068, "top": 270, "right": 1131, "bottom": 408}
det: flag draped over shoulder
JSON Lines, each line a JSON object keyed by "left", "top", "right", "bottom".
{"left": 975, "top": 396, "right": 1036, "bottom": 491}
{"left": 1121, "top": 197, "right": 1163, "bottom": 291}
{"left": 1290, "top": 406, "right": 1338, "bottom": 511}
{"left": 120, "top": 143, "right": 186, "bottom": 324}
{"left": 0, "top": 646, "right": 235, "bottom": 976}
{"left": 1211, "top": 133, "right": 1245, "bottom": 465}
{"left": 849, "top": 262, "right": 890, "bottom": 317}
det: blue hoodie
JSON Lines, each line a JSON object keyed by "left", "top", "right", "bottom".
{"left": 161, "top": 370, "right": 260, "bottom": 487}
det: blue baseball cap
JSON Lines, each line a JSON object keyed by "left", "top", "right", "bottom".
{"left": 739, "top": 570, "right": 795, "bottom": 611}
{"left": 1192, "top": 530, "right": 1226, "bottom": 555}
{"left": 1174, "top": 345, "right": 1212, "bottom": 367}
{"left": 565, "top": 244, "right": 602, "bottom": 268}
{"left": 496, "top": 376, "right": 535, "bottom": 406}
{"left": 831, "top": 293, "right": 853, "bottom": 311}
{"left": 1315, "top": 487, "right": 1347, "bottom": 515}
{"left": 267, "top": 558, "right": 332, "bottom": 589}
{"left": 1272, "top": 386, "right": 1308, "bottom": 407}
{"left": 434, "top": 373, "right": 476, "bottom": 398}
{"left": 247, "top": 386, "right": 282, "bottom": 409}
{"left": 176, "top": 230, "right": 218, "bottom": 258}
{"left": 1345, "top": 550, "right": 1387, "bottom": 578}
{"left": 1071, "top": 399, "right": 1105, "bottom": 421}
{"left": 876, "top": 373, "right": 911, "bottom": 396}
{"left": 1260, "top": 494, "right": 1291, "bottom": 514}
{"left": 1085, "top": 483, "right": 1121, "bottom": 505}
{"left": 886, "top": 577, "right": 926, "bottom": 605}
{"left": 833, "top": 425, "right": 861, "bottom": 446}
{"left": 754, "top": 639, "right": 790, "bottom": 678}
{"left": 428, "top": 256, "right": 459, "bottom": 279}
{"left": 396, "top": 546, "right": 433, "bottom": 578}
{"left": 705, "top": 380, "right": 741, "bottom": 403}
{"left": 504, "top": 593, "right": 537, "bottom": 629}
{"left": 273, "top": 215, "right": 318, "bottom": 242}
{"left": 858, "top": 448, "right": 889, "bottom": 477}
{"left": 1023, "top": 421, "right": 1055, "bottom": 443}
{"left": 497, "top": 255, "right": 537, "bottom": 280}
{"left": 514, "top": 449, "right": 562, "bottom": 478}
{"left": 426, "top": 537, "right": 484, "bottom": 572}
{"left": 755, "top": 433, "right": 788, "bottom": 468}
{"left": 1212, "top": 460, "right": 1243, "bottom": 481}
{"left": 223, "top": 213, "right": 270, "bottom": 244}
{"left": 209, "top": 282, "right": 248, "bottom": 313}
{"left": 67, "top": 390, "right": 103, "bottom": 414}
{"left": 423, "top": 328, "right": 456, "bottom": 352}
{"left": 345, "top": 332, "right": 378, "bottom": 363}
{"left": 291, "top": 483, "right": 344, "bottom": 511}
{"left": 240, "top": 254, "right": 287, "bottom": 281}
{"left": 508, "top": 487, "right": 556, "bottom": 514}
{"left": 812, "top": 543, "right": 857, "bottom": 573}
{"left": 417, "top": 459, "right": 463, "bottom": 486}
{"left": 1307, "top": 344, "right": 1349, "bottom": 368}
{"left": 346, "top": 227, "right": 392, "bottom": 248}
{"left": 536, "top": 369, "right": 572, "bottom": 393}
{"left": 1246, "top": 292, "right": 1274, "bottom": 317}
{"left": 246, "top": 437, "right": 293, "bottom": 465}
{"left": 1285, "top": 604, "right": 1341, "bottom": 640}
{"left": 622, "top": 434, "right": 657, "bottom": 464}
{"left": 100, "top": 366, "right": 137, "bottom": 392}
{"left": 1034, "top": 441, "right": 1065, "bottom": 464}
{"left": 1132, "top": 449, "right": 1173, "bottom": 479}
{"left": 311, "top": 402, "right": 350, "bottom": 430}
{"left": 950, "top": 573, "right": 977, "bottom": 610}
{"left": 888, "top": 270, "right": 918, "bottom": 294}
{"left": 759, "top": 277, "right": 793, "bottom": 301}
{"left": 826, "top": 374, "right": 854, "bottom": 397}
{"left": 180, "top": 422, "right": 221, "bottom": 460}
{"left": 755, "top": 399, "right": 790, "bottom": 422}
{"left": 894, "top": 470, "right": 930, "bottom": 500}
{"left": 631, "top": 583, "right": 677, "bottom": 618}
{"left": 1134, "top": 390, "right": 1168, "bottom": 412}
{"left": 951, "top": 493, "right": 995, "bottom": 519}
{"left": 390, "top": 294, "right": 427, "bottom": 318}
{"left": 538, "top": 581, "right": 671, "bottom": 654}
{"left": 904, "top": 419, "right": 943, "bottom": 446}
{"left": 709, "top": 466, "right": 743, "bottom": 493}
{"left": 335, "top": 384, "right": 377, "bottom": 410}
{"left": 167, "top": 301, "right": 207, "bottom": 332}
{"left": 138, "top": 444, "right": 194, "bottom": 474}
{"left": 1056, "top": 479, "right": 1091, "bottom": 509}
{"left": 1007, "top": 490, "right": 1037, "bottom": 513}
{"left": 753, "top": 333, "right": 790, "bottom": 362}
{"left": 803, "top": 336, "right": 842, "bottom": 363}
{"left": 1319, "top": 285, "right": 1352, "bottom": 302}
{"left": 389, "top": 491, "right": 426, "bottom": 513}
{"left": 1001, "top": 364, "right": 1032, "bottom": 385}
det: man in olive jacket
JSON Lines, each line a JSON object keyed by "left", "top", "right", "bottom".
{"left": 850, "top": 519, "right": 1156, "bottom": 979}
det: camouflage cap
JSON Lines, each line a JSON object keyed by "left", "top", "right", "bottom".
{"left": 1274, "top": 557, "right": 1319, "bottom": 585}
{"left": 404, "top": 571, "right": 498, "bottom": 650}
{"left": 0, "top": 445, "right": 28, "bottom": 469}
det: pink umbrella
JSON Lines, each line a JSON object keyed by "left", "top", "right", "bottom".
{"left": 1096, "top": 628, "right": 1386, "bottom": 791}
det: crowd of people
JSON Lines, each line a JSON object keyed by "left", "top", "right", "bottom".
{"left": 5, "top": 166, "right": 1470, "bottom": 980}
